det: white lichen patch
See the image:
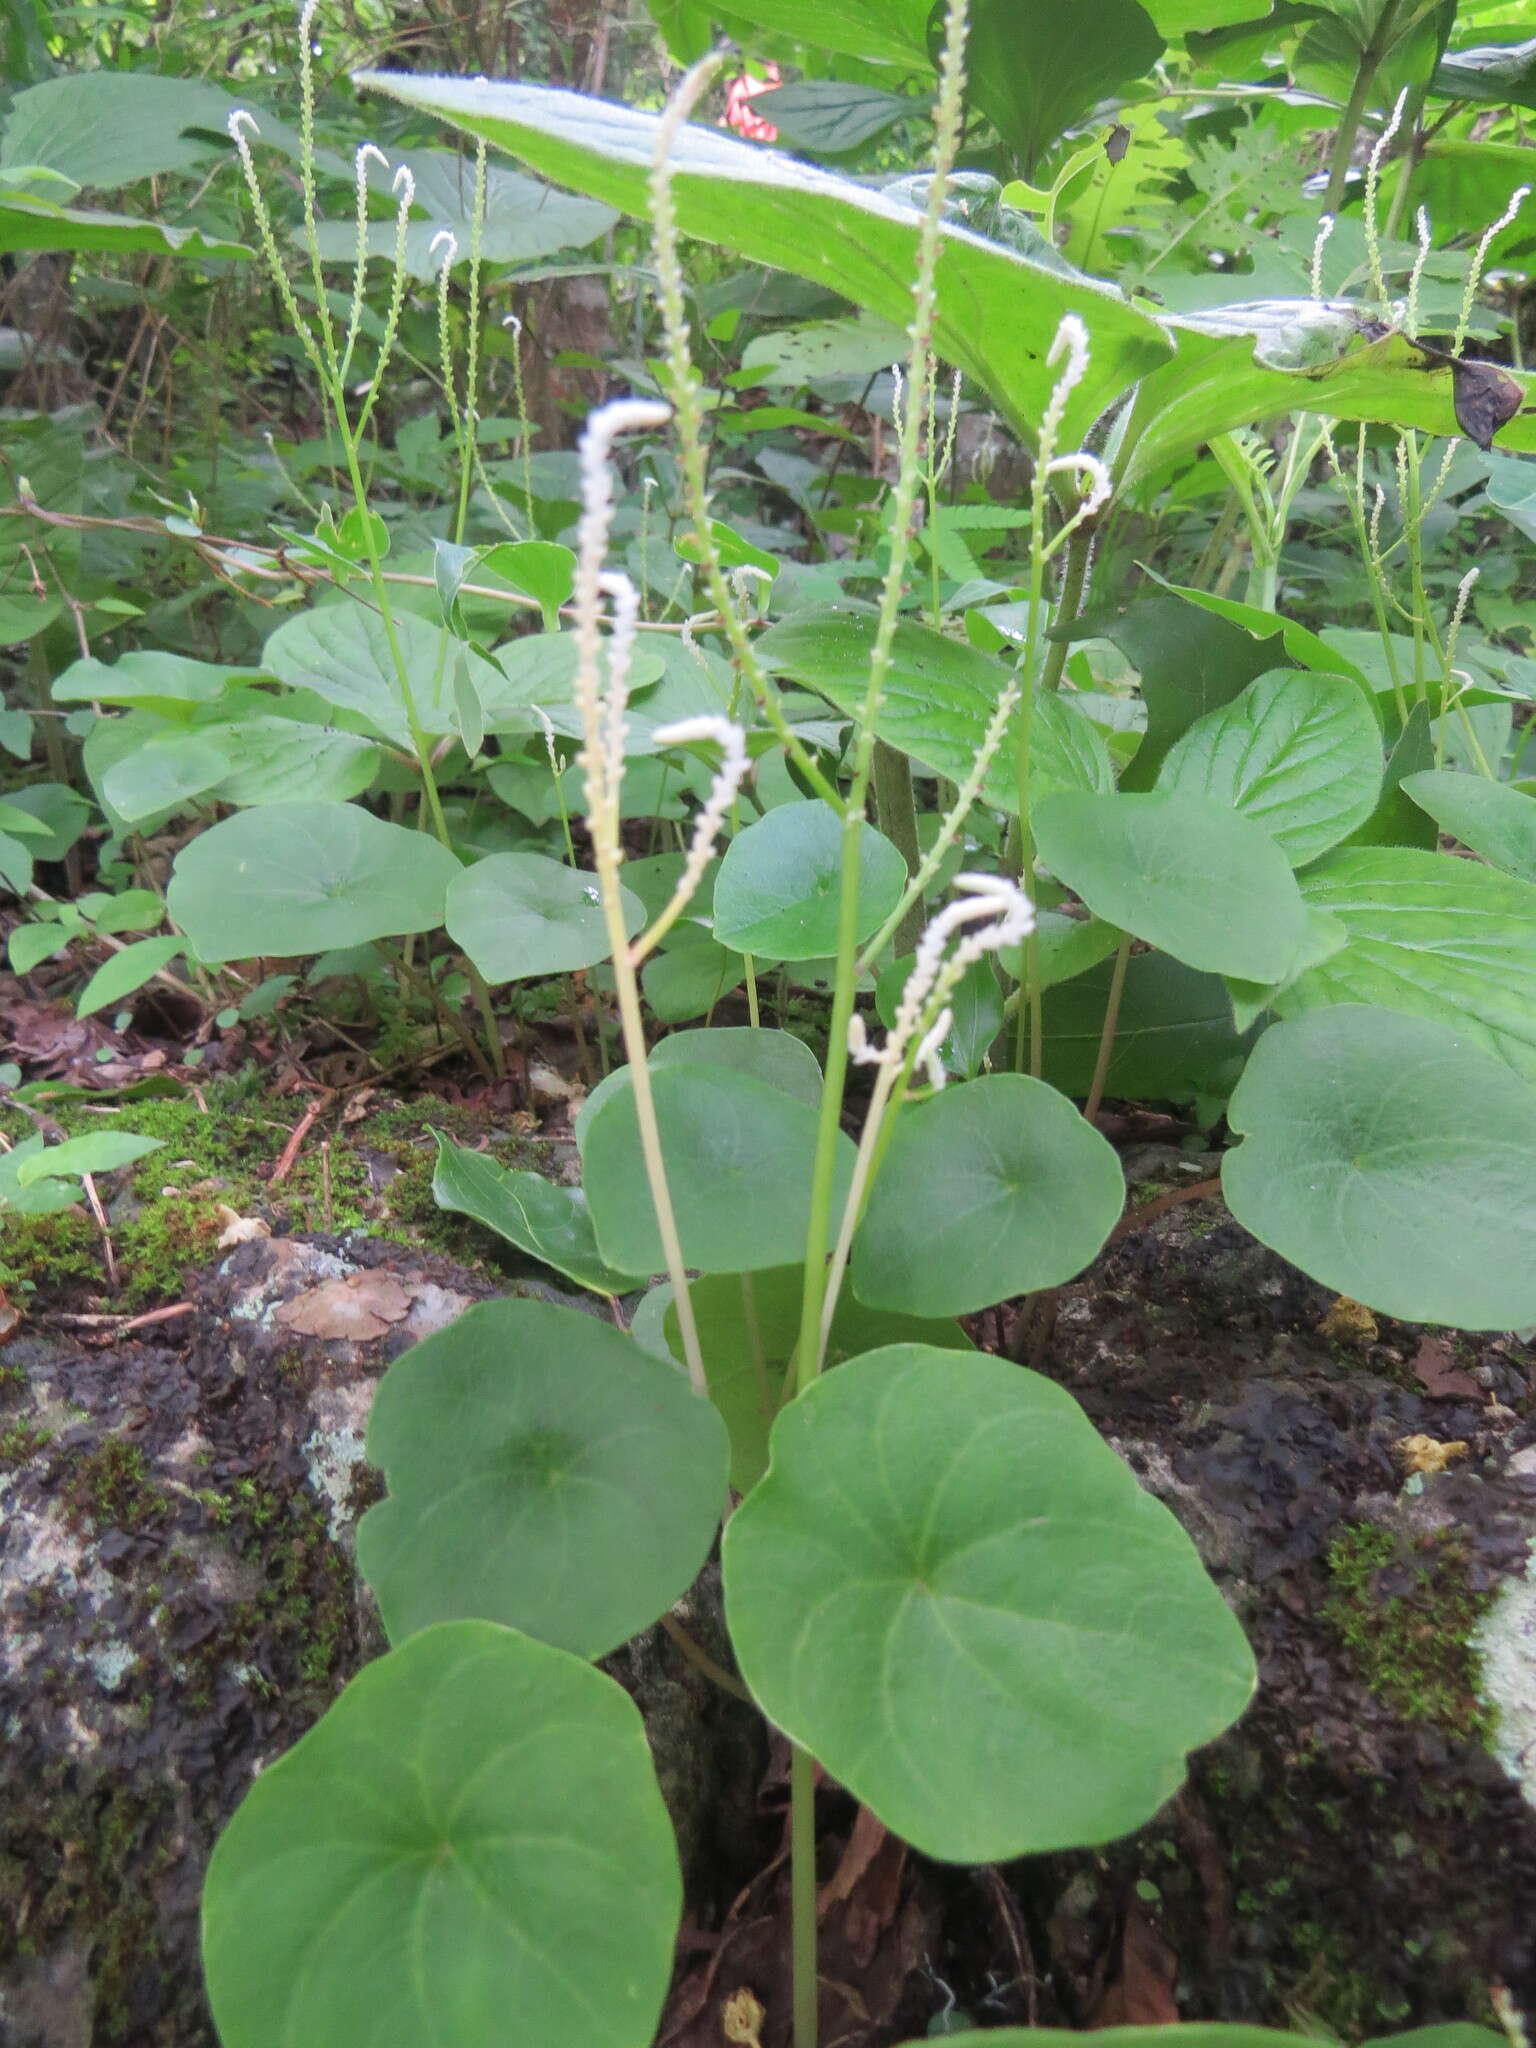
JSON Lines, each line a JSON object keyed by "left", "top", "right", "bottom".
{"left": 1473, "top": 1537, "right": 1536, "bottom": 1809}
{"left": 302, "top": 1379, "right": 376, "bottom": 1541}
{"left": 87, "top": 1641, "right": 138, "bottom": 1694}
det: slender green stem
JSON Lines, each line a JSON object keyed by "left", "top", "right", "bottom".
{"left": 1321, "top": 0, "right": 1403, "bottom": 215}
{"left": 1084, "top": 934, "right": 1131, "bottom": 1125}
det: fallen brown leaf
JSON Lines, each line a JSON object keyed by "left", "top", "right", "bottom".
{"left": 274, "top": 1270, "right": 413, "bottom": 1342}
{"left": 1090, "top": 1901, "right": 1179, "bottom": 2027}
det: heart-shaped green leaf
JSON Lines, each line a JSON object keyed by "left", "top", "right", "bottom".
{"left": 1402, "top": 769, "right": 1536, "bottom": 884}
{"left": 851, "top": 1074, "right": 1123, "bottom": 1315}
{"left": 662, "top": 1263, "right": 973, "bottom": 1492}
{"left": 713, "top": 800, "right": 906, "bottom": 961}
{"left": 358, "top": 1299, "right": 727, "bottom": 1655}
{"left": 445, "top": 851, "right": 643, "bottom": 982}
{"left": 202, "top": 1620, "right": 681, "bottom": 2048}
{"left": 263, "top": 604, "right": 514, "bottom": 749}
{"left": 584, "top": 1063, "right": 854, "bottom": 1274}
{"left": 1157, "top": 669, "right": 1382, "bottom": 865}
{"left": 756, "top": 610, "right": 1115, "bottom": 811}
{"left": 1035, "top": 789, "right": 1309, "bottom": 982}
{"left": 1280, "top": 845, "right": 1536, "bottom": 1079}
{"left": 431, "top": 1132, "right": 644, "bottom": 1296}
{"left": 1224, "top": 1006, "right": 1536, "bottom": 1329}
{"left": 723, "top": 1346, "right": 1256, "bottom": 1861}
{"left": 167, "top": 803, "right": 461, "bottom": 961}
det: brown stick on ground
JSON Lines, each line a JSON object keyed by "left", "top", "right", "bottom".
{"left": 270, "top": 1100, "right": 324, "bottom": 1186}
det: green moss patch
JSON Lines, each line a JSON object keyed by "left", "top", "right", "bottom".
{"left": 1324, "top": 1522, "right": 1495, "bottom": 1742}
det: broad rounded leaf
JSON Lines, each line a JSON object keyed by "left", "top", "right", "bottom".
{"left": 431, "top": 1131, "right": 643, "bottom": 1296}
{"left": 445, "top": 851, "right": 642, "bottom": 981}
{"left": 576, "top": 1025, "right": 825, "bottom": 1154}
{"left": 1282, "top": 846, "right": 1536, "bottom": 1079}
{"left": 1035, "top": 789, "right": 1309, "bottom": 982}
{"left": 713, "top": 800, "right": 905, "bottom": 961}
{"left": 661, "top": 1263, "right": 973, "bottom": 1493}
{"left": 358, "top": 1299, "right": 727, "bottom": 1656}
{"left": 1157, "top": 669, "right": 1381, "bottom": 865}
{"left": 202, "top": 1620, "right": 680, "bottom": 2048}
{"left": 263, "top": 604, "right": 513, "bottom": 749}
{"left": 102, "top": 734, "right": 230, "bottom": 822}
{"left": 584, "top": 1062, "right": 854, "bottom": 1275}
{"left": 723, "top": 1347, "right": 1256, "bottom": 1861}
{"left": 167, "top": 803, "right": 461, "bottom": 961}
{"left": 757, "top": 609, "right": 1114, "bottom": 811}
{"left": 1223, "top": 1006, "right": 1536, "bottom": 1330}
{"left": 1402, "top": 769, "right": 1536, "bottom": 884}
{"left": 201, "top": 717, "right": 380, "bottom": 808}
{"left": 851, "top": 1074, "right": 1123, "bottom": 1315}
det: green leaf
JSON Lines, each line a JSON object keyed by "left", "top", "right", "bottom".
{"left": 1036, "top": 790, "right": 1309, "bottom": 982}
{"left": 723, "top": 1346, "right": 1256, "bottom": 1860}
{"left": 875, "top": 952, "right": 1003, "bottom": 1077}
{"left": 1156, "top": 669, "right": 1382, "bottom": 865}
{"left": 16, "top": 1129, "right": 164, "bottom": 1186}
{"left": 1280, "top": 846, "right": 1536, "bottom": 1080}
{"left": 713, "top": 800, "right": 905, "bottom": 962}
{"left": 1086, "top": 587, "right": 1292, "bottom": 789}
{"left": 445, "top": 852, "right": 642, "bottom": 982}
{"left": 756, "top": 609, "right": 1114, "bottom": 811}
{"left": 0, "top": 830, "right": 33, "bottom": 895}
{"left": 751, "top": 80, "right": 924, "bottom": 154}
{"left": 1432, "top": 35, "right": 1536, "bottom": 109}
{"left": 263, "top": 605, "right": 513, "bottom": 750}
{"left": 851, "top": 1074, "right": 1123, "bottom": 1315}
{"left": 1346, "top": 701, "right": 1437, "bottom": 849}
{"left": 101, "top": 734, "right": 230, "bottom": 823}
{"left": 52, "top": 650, "right": 247, "bottom": 718}
{"left": 202, "top": 1621, "right": 680, "bottom": 2048}
{"left": 75, "top": 938, "right": 183, "bottom": 1020}
{"left": 352, "top": 73, "right": 1172, "bottom": 448}
{"left": 167, "top": 803, "right": 461, "bottom": 962}
{"left": 1019, "top": 909, "right": 1125, "bottom": 992}
{"left": 312, "top": 146, "right": 618, "bottom": 280}
{"left": 584, "top": 1063, "right": 854, "bottom": 1275}
{"left": 1122, "top": 310, "right": 1536, "bottom": 482}
{"left": 1144, "top": 578, "right": 1370, "bottom": 686}
{"left": 1402, "top": 770, "right": 1536, "bottom": 884}
{"left": 741, "top": 310, "right": 907, "bottom": 388}
{"left": 577, "top": 1025, "right": 825, "bottom": 1153}
{"left": 480, "top": 539, "right": 577, "bottom": 620}
{"left": 641, "top": 929, "right": 745, "bottom": 1022}
{"left": 1, "top": 782, "right": 93, "bottom": 863}
{"left": 1, "top": 72, "right": 255, "bottom": 187}
{"left": 959, "top": 0, "right": 1166, "bottom": 177}
{"left": 9, "top": 921, "right": 65, "bottom": 975}
{"left": 431, "top": 1132, "right": 643, "bottom": 1296}
{"left": 357, "top": 1300, "right": 727, "bottom": 1655}
{"left": 689, "top": 0, "right": 932, "bottom": 63}
{"left": 662, "top": 1264, "right": 973, "bottom": 1493}
{"left": 1039, "top": 953, "right": 1259, "bottom": 1102}
{"left": 200, "top": 718, "right": 381, "bottom": 808}
{"left": 1224, "top": 1007, "right": 1536, "bottom": 1329}
{"left": 0, "top": 1135, "right": 91, "bottom": 1216}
